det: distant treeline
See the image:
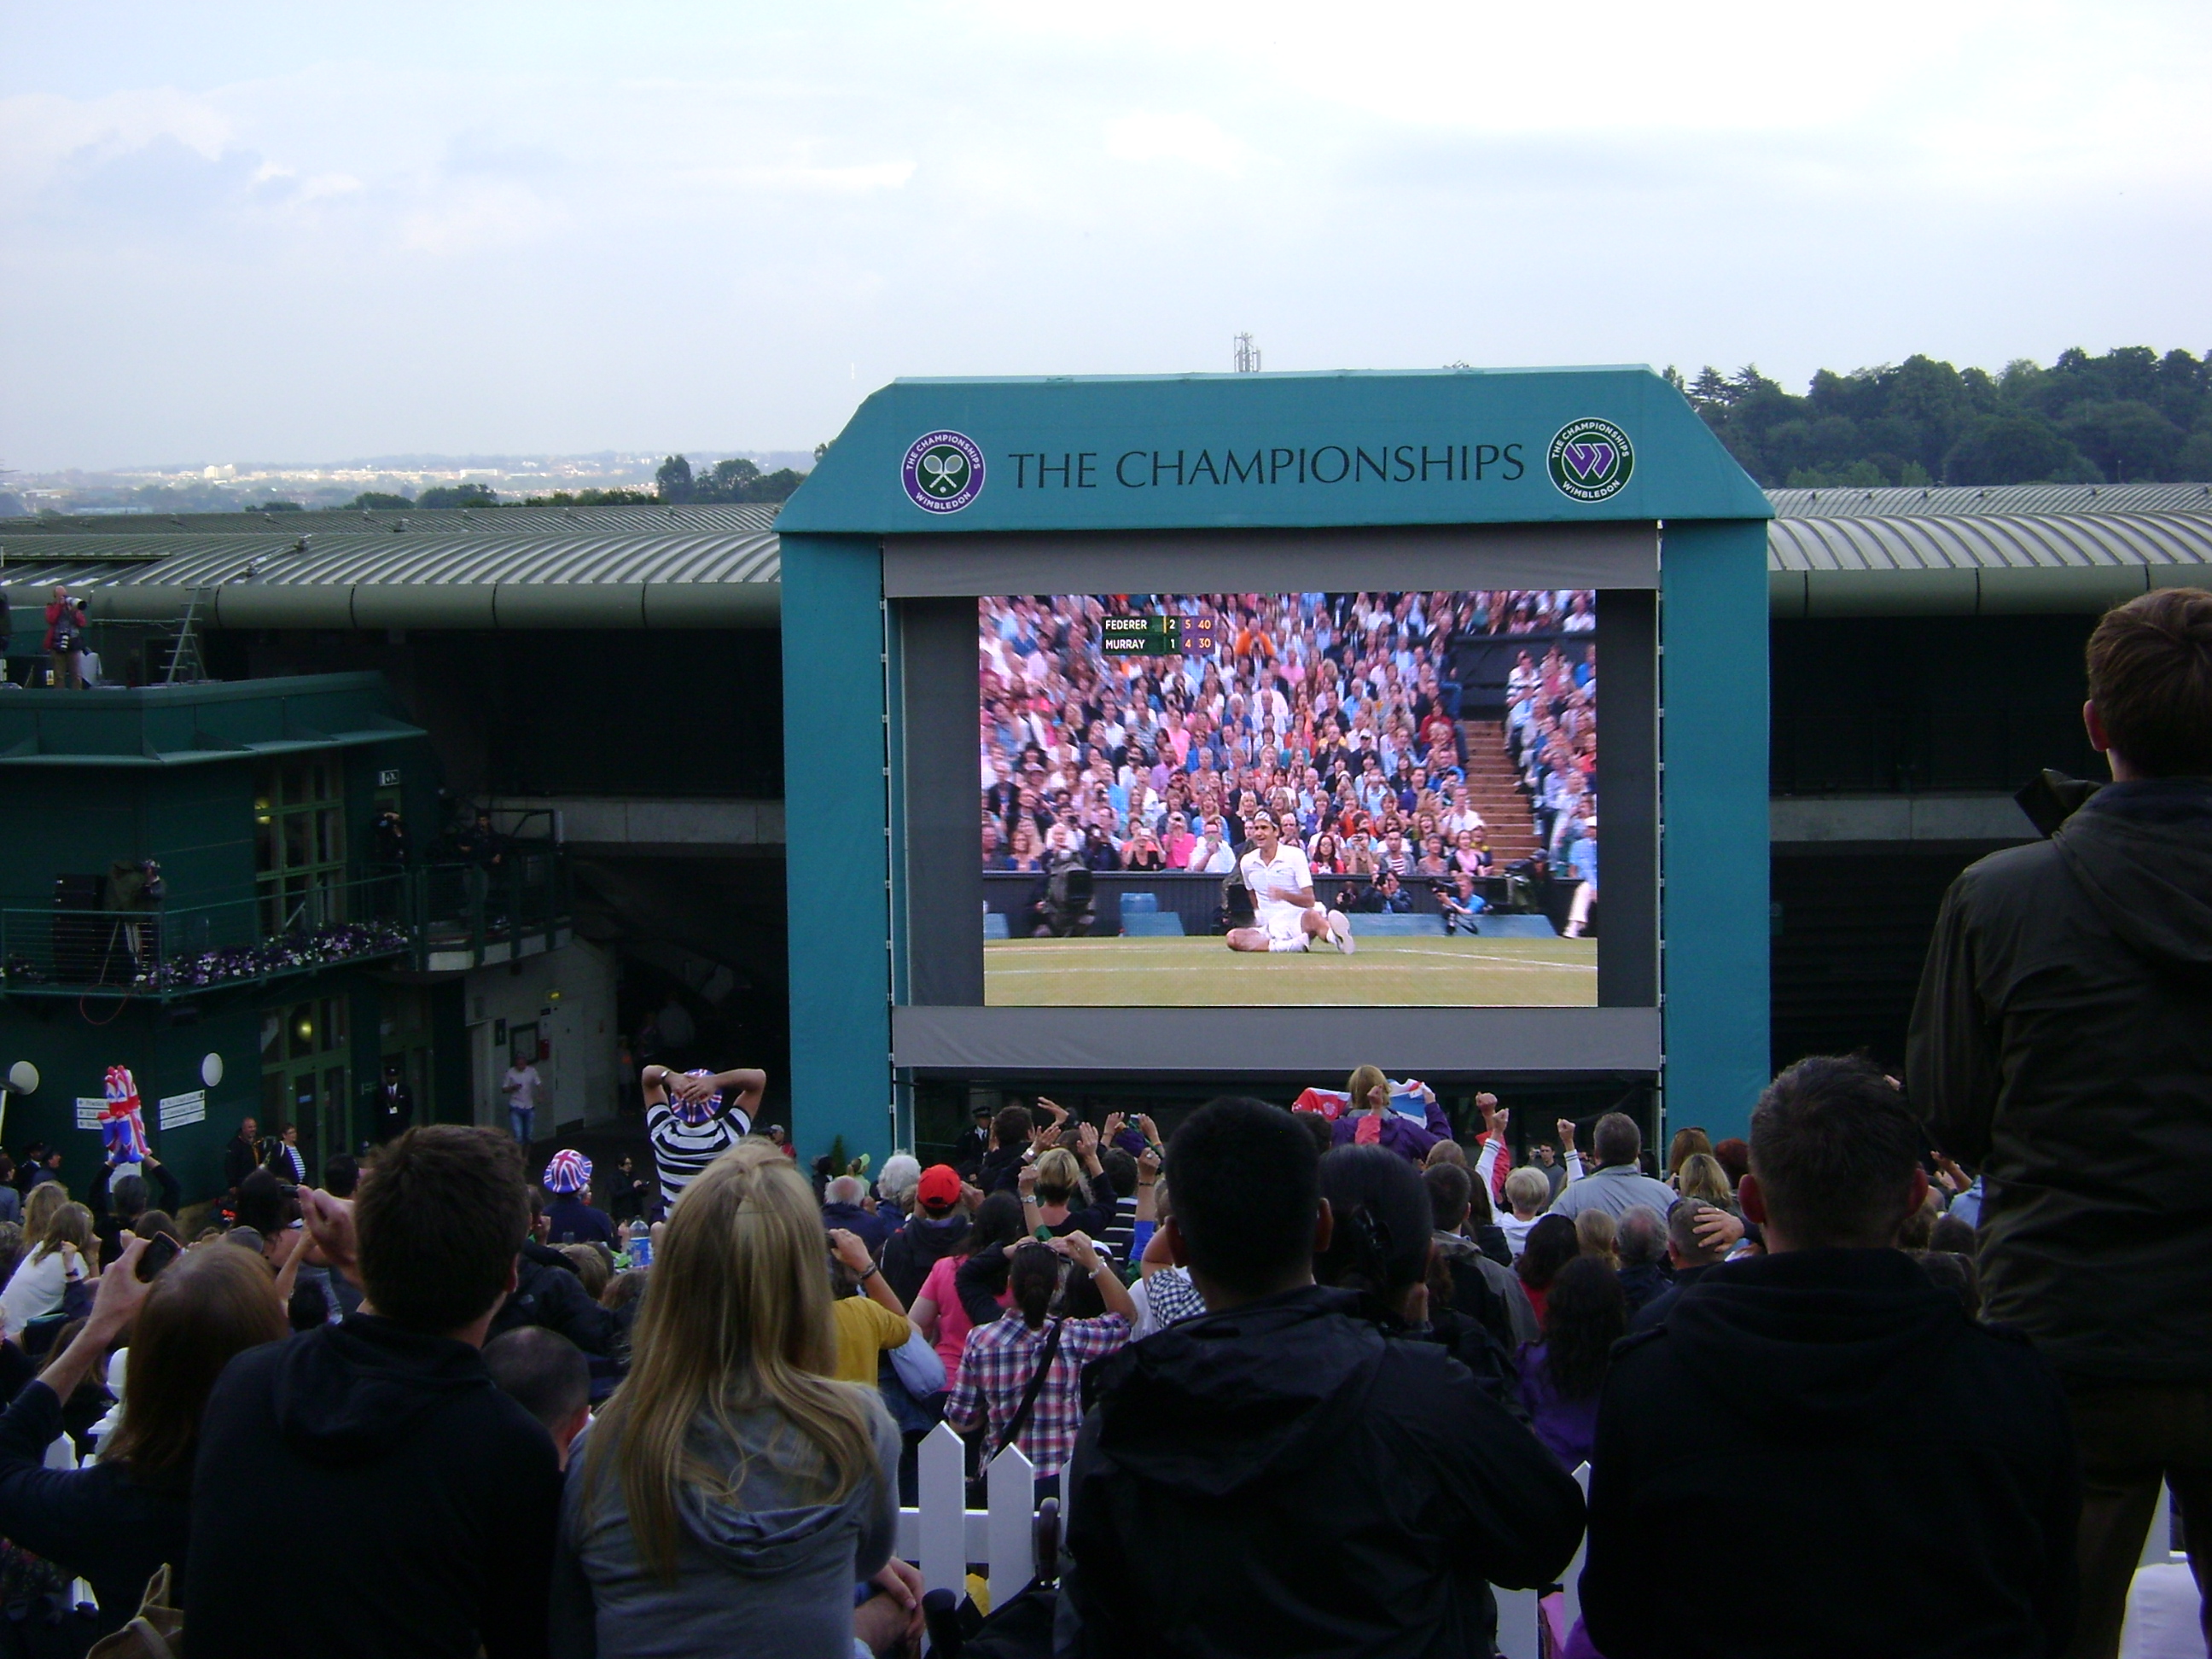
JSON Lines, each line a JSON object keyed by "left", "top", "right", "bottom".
{"left": 341, "top": 457, "right": 811, "bottom": 513}
{"left": 1672, "top": 346, "right": 2212, "bottom": 489}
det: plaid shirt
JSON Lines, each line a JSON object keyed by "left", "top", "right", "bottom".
{"left": 944, "top": 1309, "right": 1130, "bottom": 1478}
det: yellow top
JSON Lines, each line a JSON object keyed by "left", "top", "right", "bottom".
{"left": 830, "top": 1295, "right": 911, "bottom": 1386}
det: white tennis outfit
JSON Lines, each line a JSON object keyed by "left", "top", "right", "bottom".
{"left": 1238, "top": 844, "right": 1317, "bottom": 951}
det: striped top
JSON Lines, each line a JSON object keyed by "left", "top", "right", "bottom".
{"left": 646, "top": 1097, "right": 752, "bottom": 1208}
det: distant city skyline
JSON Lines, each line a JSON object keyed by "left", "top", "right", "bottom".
{"left": 3, "top": 0, "right": 2205, "bottom": 471}
{"left": 1, "top": 450, "right": 818, "bottom": 514}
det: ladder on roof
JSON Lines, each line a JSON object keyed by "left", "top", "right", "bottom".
{"left": 162, "top": 586, "right": 212, "bottom": 684}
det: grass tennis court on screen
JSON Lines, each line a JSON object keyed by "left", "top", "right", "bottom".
{"left": 983, "top": 933, "right": 1598, "bottom": 1007}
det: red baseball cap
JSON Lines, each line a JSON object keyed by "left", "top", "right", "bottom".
{"left": 917, "top": 1164, "right": 963, "bottom": 1214}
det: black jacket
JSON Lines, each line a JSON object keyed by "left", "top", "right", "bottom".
{"left": 1062, "top": 1284, "right": 1584, "bottom": 1659}
{"left": 1615, "top": 1260, "right": 1671, "bottom": 1318}
{"left": 949, "top": 1125, "right": 992, "bottom": 1179}
{"left": 0, "top": 1378, "right": 189, "bottom": 1639}
{"left": 184, "top": 1314, "right": 561, "bottom": 1659}
{"left": 821, "top": 1199, "right": 895, "bottom": 1258}
{"left": 1581, "top": 1249, "right": 2078, "bottom": 1659}
{"left": 976, "top": 1144, "right": 1027, "bottom": 1197}
{"left": 1909, "top": 779, "right": 2212, "bottom": 1381}
{"left": 1626, "top": 1261, "right": 1712, "bottom": 1333}
{"left": 373, "top": 1081, "right": 415, "bottom": 1137}
{"left": 220, "top": 1135, "right": 260, "bottom": 1195}
{"left": 881, "top": 1213, "right": 969, "bottom": 1307}
{"left": 90, "top": 1159, "right": 180, "bottom": 1265}
{"left": 486, "top": 1241, "right": 618, "bottom": 1355}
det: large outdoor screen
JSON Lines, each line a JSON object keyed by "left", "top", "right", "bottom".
{"left": 979, "top": 591, "right": 1598, "bottom": 1007}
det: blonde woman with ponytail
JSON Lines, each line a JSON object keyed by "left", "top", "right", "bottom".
{"left": 554, "top": 1140, "right": 902, "bottom": 1658}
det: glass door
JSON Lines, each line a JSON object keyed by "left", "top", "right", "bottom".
{"left": 259, "top": 995, "right": 352, "bottom": 1182}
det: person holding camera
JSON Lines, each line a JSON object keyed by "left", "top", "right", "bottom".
{"left": 43, "top": 585, "right": 87, "bottom": 690}
{"left": 943, "top": 1231, "right": 1132, "bottom": 1501}
{"left": 0, "top": 1238, "right": 286, "bottom": 1642}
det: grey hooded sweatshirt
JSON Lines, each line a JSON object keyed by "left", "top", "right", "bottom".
{"left": 551, "top": 1394, "right": 899, "bottom": 1659}
{"left": 1909, "top": 777, "right": 2212, "bottom": 1381}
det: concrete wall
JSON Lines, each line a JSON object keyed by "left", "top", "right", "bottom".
{"left": 462, "top": 938, "right": 619, "bottom": 1133}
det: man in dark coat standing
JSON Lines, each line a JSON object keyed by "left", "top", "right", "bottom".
{"left": 1061, "top": 1097, "right": 1584, "bottom": 1657}
{"left": 1582, "top": 1056, "right": 2079, "bottom": 1658}
{"left": 1910, "top": 586, "right": 2212, "bottom": 1658}
{"left": 374, "top": 1062, "right": 416, "bottom": 1143}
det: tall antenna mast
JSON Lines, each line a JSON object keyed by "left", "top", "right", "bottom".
{"left": 1232, "top": 333, "right": 1262, "bottom": 373}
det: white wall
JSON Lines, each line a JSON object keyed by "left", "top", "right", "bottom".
{"left": 464, "top": 939, "right": 619, "bottom": 1132}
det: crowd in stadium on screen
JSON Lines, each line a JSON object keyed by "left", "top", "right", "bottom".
{"left": 978, "top": 591, "right": 1598, "bottom": 905}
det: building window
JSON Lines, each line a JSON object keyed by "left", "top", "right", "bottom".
{"left": 262, "top": 995, "right": 352, "bottom": 1179}
{"left": 254, "top": 758, "right": 346, "bottom": 935}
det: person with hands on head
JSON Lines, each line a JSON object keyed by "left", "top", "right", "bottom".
{"left": 0, "top": 1237, "right": 285, "bottom": 1642}
{"left": 640, "top": 1062, "right": 767, "bottom": 1211}
{"left": 943, "top": 1231, "right": 1132, "bottom": 1499}
{"left": 2, "top": 1200, "right": 93, "bottom": 1343}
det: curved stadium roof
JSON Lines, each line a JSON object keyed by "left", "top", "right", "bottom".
{"left": 3, "top": 487, "right": 2206, "bottom": 624}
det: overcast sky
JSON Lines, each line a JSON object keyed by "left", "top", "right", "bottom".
{"left": 3, "top": 0, "right": 2206, "bottom": 470}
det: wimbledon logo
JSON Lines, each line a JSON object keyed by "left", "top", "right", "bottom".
{"left": 901, "top": 431, "right": 986, "bottom": 514}
{"left": 1547, "top": 418, "right": 1635, "bottom": 504}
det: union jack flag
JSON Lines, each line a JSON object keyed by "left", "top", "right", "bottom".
{"left": 100, "top": 1066, "right": 149, "bottom": 1163}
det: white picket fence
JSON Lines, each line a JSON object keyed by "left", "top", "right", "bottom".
{"left": 893, "top": 1423, "right": 1593, "bottom": 1654}
{"left": 896, "top": 1445, "right": 2184, "bottom": 1655}
{"left": 894, "top": 1420, "right": 1047, "bottom": 1614}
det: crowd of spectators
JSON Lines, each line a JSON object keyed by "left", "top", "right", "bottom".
{"left": 978, "top": 591, "right": 1598, "bottom": 907}
{"left": 0, "top": 585, "right": 2196, "bottom": 1658}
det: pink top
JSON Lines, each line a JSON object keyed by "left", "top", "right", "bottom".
{"left": 919, "top": 1253, "right": 1008, "bottom": 1391}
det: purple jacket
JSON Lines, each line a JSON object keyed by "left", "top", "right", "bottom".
{"left": 1516, "top": 1343, "right": 1599, "bottom": 1471}
{"left": 1330, "top": 1111, "right": 1441, "bottom": 1162}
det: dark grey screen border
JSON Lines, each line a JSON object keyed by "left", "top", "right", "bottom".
{"left": 900, "top": 597, "right": 986, "bottom": 1004}
{"left": 893, "top": 1005, "right": 1660, "bottom": 1074}
{"left": 1597, "top": 590, "right": 1658, "bottom": 1005}
{"left": 885, "top": 522, "right": 1657, "bottom": 597}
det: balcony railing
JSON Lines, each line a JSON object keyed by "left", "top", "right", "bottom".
{"left": 1, "top": 850, "right": 570, "bottom": 998}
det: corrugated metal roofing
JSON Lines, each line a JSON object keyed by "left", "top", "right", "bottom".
{"left": 0, "top": 527, "right": 779, "bottom": 591}
{"left": 2, "top": 503, "right": 779, "bottom": 537}
{"left": 1767, "top": 512, "right": 2212, "bottom": 573}
{"left": 1767, "top": 483, "right": 2212, "bottom": 518}
{"left": 7, "top": 492, "right": 2206, "bottom": 617}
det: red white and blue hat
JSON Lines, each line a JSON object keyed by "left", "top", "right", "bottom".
{"left": 543, "top": 1149, "right": 593, "bottom": 1194}
{"left": 669, "top": 1069, "right": 722, "bottom": 1127}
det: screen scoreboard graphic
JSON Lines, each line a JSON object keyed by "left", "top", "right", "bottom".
{"left": 1099, "top": 613, "right": 1218, "bottom": 656}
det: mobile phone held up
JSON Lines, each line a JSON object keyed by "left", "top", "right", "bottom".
{"left": 136, "top": 1233, "right": 183, "bottom": 1282}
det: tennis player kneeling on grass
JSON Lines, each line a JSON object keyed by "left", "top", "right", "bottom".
{"left": 1225, "top": 811, "right": 1355, "bottom": 956}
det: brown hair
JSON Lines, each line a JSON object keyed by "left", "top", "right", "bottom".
{"left": 33, "top": 1202, "right": 92, "bottom": 1264}
{"left": 22, "top": 1184, "right": 67, "bottom": 1249}
{"left": 1574, "top": 1208, "right": 1619, "bottom": 1269}
{"left": 1666, "top": 1126, "right": 1713, "bottom": 1179}
{"left": 2086, "top": 587, "right": 2212, "bottom": 777}
{"left": 560, "top": 1243, "right": 612, "bottom": 1300}
{"left": 355, "top": 1126, "right": 528, "bottom": 1334}
{"left": 102, "top": 1245, "right": 287, "bottom": 1477}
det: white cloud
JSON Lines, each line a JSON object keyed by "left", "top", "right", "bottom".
{"left": 0, "top": 0, "right": 2206, "bottom": 467}
{"left": 1104, "top": 112, "right": 1248, "bottom": 175}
